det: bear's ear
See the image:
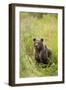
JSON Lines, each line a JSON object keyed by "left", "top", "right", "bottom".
{"left": 33, "top": 38, "right": 36, "bottom": 41}
{"left": 40, "top": 38, "right": 43, "bottom": 42}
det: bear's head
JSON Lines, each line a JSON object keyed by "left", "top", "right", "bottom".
{"left": 33, "top": 38, "right": 44, "bottom": 51}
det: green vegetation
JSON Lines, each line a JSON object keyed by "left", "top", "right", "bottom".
{"left": 19, "top": 12, "right": 58, "bottom": 78}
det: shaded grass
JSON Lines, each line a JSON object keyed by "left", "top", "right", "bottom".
{"left": 19, "top": 12, "right": 58, "bottom": 78}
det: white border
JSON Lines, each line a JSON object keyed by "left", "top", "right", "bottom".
{"left": 15, "top": 6, "right": 63, "bottom": 84}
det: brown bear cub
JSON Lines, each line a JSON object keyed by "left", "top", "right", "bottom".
{"left": 33, "top": 38, "right": 52, "bottom": 64}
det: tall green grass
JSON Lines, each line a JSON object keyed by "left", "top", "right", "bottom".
{"left": 19, "top": 12, "right": 58, "bottom": 78}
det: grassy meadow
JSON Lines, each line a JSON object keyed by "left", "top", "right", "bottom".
{"left": 19, "top": 12, "right": 58, "bottom": 78}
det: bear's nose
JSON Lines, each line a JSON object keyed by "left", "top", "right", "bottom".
{"left": 35, "top": 43, "right": 38, "bottom": 46}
